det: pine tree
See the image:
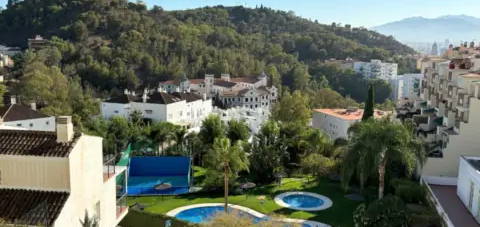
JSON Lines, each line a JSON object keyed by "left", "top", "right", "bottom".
{"left": 362, "top": 84, "right": 375, "bottom": 121}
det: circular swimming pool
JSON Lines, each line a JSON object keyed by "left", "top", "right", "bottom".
{"left": 274, "top": 192, "right": 333, "bottom": 211}
{"left": 166, "top": 203, "right": 331, "bottom": 227}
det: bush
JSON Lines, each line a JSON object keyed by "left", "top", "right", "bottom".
{"left": 353, "top": 196, "right": 408, "bottom": 227}
{"left": 390, "top": 179, "right": 426, "bottom": 204}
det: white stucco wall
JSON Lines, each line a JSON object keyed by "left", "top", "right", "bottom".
{"left": 55, "top": 134, "right": 124, "bottom": 227}
{"left": 457, "top": 157, "right": 480, "bottom": 223}
{"left": 312, "top": 111, "right": 356, "bottom": 140}
{"left": 101, "top": 103, "right": 131, "bottom": 119}
{"left": 0, "top": 155, "right": 70, "bottom": 191}
{"left": 422, "top": 98, "right": 480, "bottom": 177}
{"left": 2, "top": 117, "right": 56, "bottom": 132}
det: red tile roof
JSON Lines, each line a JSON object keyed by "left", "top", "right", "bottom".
{"left": 313, "top": 109, "right": 389, "bottom": 121}
{"left": 0, "top": 189, "right": 69, "bottom": 226}
{"left": 0, "top": 130, "right": 79, "bottom": 157}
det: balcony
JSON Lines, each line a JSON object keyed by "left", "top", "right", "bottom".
{"left": 103, "top": 155, "right": 127, "bottom": 182}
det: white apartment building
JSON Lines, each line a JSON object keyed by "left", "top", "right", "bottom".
{"left": 158, "top": 73, "right": 278, "bottom": 109}
{"left": 101, "top": 90, "right": 212, "bottom": 129}
{"left": 353, "top": 59, "right": 398, "bottom": 81}
{"left": 213, "top": 106, "right": 271, "bottom": 135}
{"left": 0, "top": 116, "right": 128, "bottom": 227}
{"left": 401, "top": 54, "right": 480, "bottom": 181}
{"left": 0, "top": 103, "right": 56, "bottom": 132}
{"left": 391, "top": 73, "right": 424, "bottom": 101}
{"left": 312, "top": 108, "right": 389, "bottom": 140}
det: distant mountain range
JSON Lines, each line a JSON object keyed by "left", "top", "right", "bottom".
{"left": 373, "top": 15, "right": 480, "bottom": 43}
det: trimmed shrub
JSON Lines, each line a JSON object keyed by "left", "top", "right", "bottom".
{"left": 353, "top": 195, "right": 408, "bottom": 227}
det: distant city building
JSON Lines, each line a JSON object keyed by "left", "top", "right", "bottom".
{"left": 101, "top": 90, "right": 212, "bottom": 129}
{"left": 0, "top": 116, "right": 128, "bottom": 226}
{"left": 353, "top": 59, "right": 398, "bottom": 81}
{"left": 28, "top": 35, "right": 49, "bottom": 50}
{"left": 431, "top": 42, "right": 439, "bottom": 56}
{"left": 391, "top": 73, "right": 423, "bottom": 101}
{"left": 158, "top": 73, "right": 278, "bottom": 110}
{"left": 312, "top": 108, "right": 390, "bottom": 140}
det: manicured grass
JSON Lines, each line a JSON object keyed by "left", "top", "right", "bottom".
{"left": 128, "top": 175, "right": 363, "bottom": 227}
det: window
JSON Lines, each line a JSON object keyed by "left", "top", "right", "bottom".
{"left": 29, "top": 123, "right": 33, "bottom": 127}
{"left": 145, "top": 110, "right": 153, "bottom": 114}
{"left": 245, "top": 98, "right": 248, "bottom": 102}
{"left": 16, "top": 123, "right": 22, "bottom": 127}
{"left": 46, "top": 121, "right": 49, "bottom": 125}
{"left": 114, "top": 110, "right": 119, "bottom": 114}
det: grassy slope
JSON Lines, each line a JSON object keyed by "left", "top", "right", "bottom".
{"left": 128, "top": 167, "right": 363, "bottom": 227}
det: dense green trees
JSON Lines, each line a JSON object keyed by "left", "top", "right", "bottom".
{"left": 342, "top": 119, "right": 426, "bottom": 199}
{"left": 0, "top": 0, "right": 413, "bottom": 111}
{"left": 248, "top": 121, "right": 288, "bottom": 184}
{"left": 362, "top": 84, "right": 375, "bottom": 121}
{"left": 206, "top": 137, "right": 249, "bottom": 211}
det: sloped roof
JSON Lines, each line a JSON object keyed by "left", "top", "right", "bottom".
{"left": 230, "top": 77, "right": 260, "bottom": 84}
{"left": 104, "top": 94, "right": 139, "bottom": 104}
{"left": 214, "top": 79, "right": 237, "bottom": 88}
{"left": 0, "top": 130, "right": 79, "bottom": 157}
{"left": 0, "top": 189, "right": 69, "bottom": 226}
{"left": 0, "top": 104, "right": 50, "bottom": 122}
{"left": 171, "top": 92, "right": 203, "bottom": 102}
{"left": 147, "top": 92, "right": 183, "bottom": 104}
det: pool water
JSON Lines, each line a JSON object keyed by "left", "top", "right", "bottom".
{"left": 282, "top": 194, "right": 324, "bottom": 209}
{"left": 175, "top": 206, "right": 263, "bottom": 223}
{"left": 174, "top": 206, "right": 311, "bottom": 227}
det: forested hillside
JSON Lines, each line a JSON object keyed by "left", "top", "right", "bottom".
{"left": 0, "top": 0, "right": 416, "bottom": 122}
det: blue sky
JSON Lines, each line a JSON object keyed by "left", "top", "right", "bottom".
{"left": 1, "top": 0, "right": 480, "bottom": 27}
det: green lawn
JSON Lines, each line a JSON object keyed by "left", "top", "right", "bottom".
{"left": 128, "top": 168, "right": 364, "bottom": 227}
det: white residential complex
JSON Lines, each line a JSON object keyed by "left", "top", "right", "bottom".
{"left": 391, "top": 73, "right": 423, "bottom": 101}
{"left": 397, "top": 51, "right": 480, "bottom": 181}
{"left": 159, "top": 73, "right": 278, "bottom": 109}
{"left": 0, "top": 116, "right": 128, "bottom": 227}
{"left": 213, "top": 106, "right": 271, "bottom": 135}
{"left": 312, "top": 108, "right": 389, "bottom": 140}
{"left": 101, "top": 90, "right": 212, "bottom": 129}
{"left": 353, "top": 59, "right": 398, "bottom": 81}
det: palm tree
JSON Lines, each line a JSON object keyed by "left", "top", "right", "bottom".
{"left": 342, "top": 118, "right": 425, "bottom": 199}
{"left": 208, "top": 137, "right": 249, "bottom": 212}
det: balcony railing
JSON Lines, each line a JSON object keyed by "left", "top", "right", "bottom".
{"left": 104, "top": 155, "right": 118, "bottom": 182}
{"left": 116, "top": 195, "right": 128, "bottom": 219}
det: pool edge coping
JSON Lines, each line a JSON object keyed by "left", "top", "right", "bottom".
{"left": 165, "top": 202, "right": 331, "bottom": 227}
{"left": 274, "top": 191, "right": 333, "bottom": 211}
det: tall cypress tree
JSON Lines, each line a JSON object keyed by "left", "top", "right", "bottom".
{"left": 362, "top": 84, "right": 375, "bottom": 121}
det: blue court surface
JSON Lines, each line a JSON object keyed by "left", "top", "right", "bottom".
{"left": 127, "top": 156, "right": 191, "bottom": 195}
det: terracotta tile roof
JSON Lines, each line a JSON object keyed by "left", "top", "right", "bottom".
{"left": 189, "top": 79, "right": 204, "bottom": 84}
{"left": 214, "top": 79, "right": 237, "bottom": 88}
{"left": 0, "top": 189, "right": 69, "bottom": 226}
{"left": 171, "top": 92, "right": 203, "bottom": 102}
{"left": 230, "top": 77, "right": 260, "bottom": 84}
{"left": 159, "top": 80, "right": 178, "bottom": 85}
{"left": 0, "top": 104, "right": 50, "bottom": 122}
{"left": 313, "top": 109, "right": 389, "bottom": 121}
{"left": 0, "top": 130, "right": 79, "bottom": 157}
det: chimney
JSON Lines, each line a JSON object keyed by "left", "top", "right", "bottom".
{"left": 56, "top": 116, "right": 74, "bottom": 143}
{"left": 8, "top": 95, "right": 16, "bottom": 105}
{"left": 221, "top": 73, "right": 231, "bottom": 82}
{"left": 30, "top": 102, "right": 37, "bottom": 111}
{"left": 142, "top": 93, "right": 148, "bottom": 103}
{"left": 124, "top": 89, "right": 129, "bottom": 95}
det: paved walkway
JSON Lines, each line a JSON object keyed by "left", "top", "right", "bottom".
{"left": 430, "top": 185, "right": 480, "bottom": 227}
